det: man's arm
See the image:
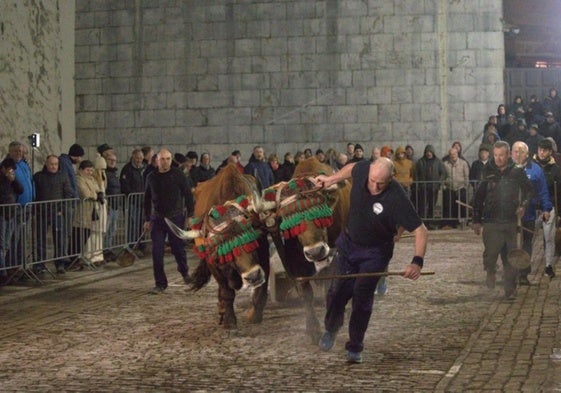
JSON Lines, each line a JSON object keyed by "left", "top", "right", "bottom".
{"left": 403, "top": 223, "right": 428, "bottom": 280}
{"left": 315, "top": 162, "right": 356, "bottom": 188}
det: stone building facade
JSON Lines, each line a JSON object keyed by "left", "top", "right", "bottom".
{"left": 1, "top": 1, "right": 504, "bottom": 165}
{"left": 0, "top": 0, "right": 74, "bottom": 169}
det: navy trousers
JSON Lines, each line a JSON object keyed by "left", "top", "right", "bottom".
{"left": 324, "top": 231, "right": 393, "bottom": 353}
{"left": 150, "top": 213, "right": 188, "bottom": 289}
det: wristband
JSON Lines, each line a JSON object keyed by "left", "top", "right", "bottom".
{"left": 411, "top": 256, "right": 424, "bottom": 268}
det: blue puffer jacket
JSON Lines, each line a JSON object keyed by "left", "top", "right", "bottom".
{"left": 521, "top": 159, "right": 552, "bottom": 222}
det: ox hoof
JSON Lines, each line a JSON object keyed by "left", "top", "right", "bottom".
{"left": 245, "top": 308, "right": 263, "bottom": 324}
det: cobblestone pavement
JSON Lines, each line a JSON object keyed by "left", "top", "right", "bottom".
{"left": 1, "top": 230, "right": 561, "bottom": 392}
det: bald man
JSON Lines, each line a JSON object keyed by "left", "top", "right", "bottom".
{"left": 315, "top": 157, "right": 428, "bottom": 363}
{"left": 144, "top": 149, "right": 195, "bottom": 294}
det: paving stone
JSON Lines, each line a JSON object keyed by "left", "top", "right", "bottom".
{"left": 1, "top": 229, "right": 561, "bottom": 391}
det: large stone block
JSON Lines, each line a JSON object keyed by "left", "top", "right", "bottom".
{"left": 106, "top": 110, "right": 134, "bottom": 128}
{"left": 207, "top": 108, "right": 252, "bottom": 126}
{"left": 135, "top": 109, "right": 176, "bottom": 128}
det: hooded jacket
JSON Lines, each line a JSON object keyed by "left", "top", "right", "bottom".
{"left": 414, "top": 145, "right": 446, "bottom": 183}
{"left": 393, "top": 146, "right": 414, "bottom": 188}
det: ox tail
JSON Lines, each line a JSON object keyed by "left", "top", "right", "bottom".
{"left": 190, "top": 259, "right": 212, "bottom": 291}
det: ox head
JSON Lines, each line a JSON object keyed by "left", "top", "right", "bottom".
{"left": 165, "top": 195, "right": 266, "bottom": 288}
{"left": 257, "top": 176, "right": 339, "bottom": 266}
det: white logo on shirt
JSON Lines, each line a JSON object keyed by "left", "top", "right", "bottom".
{"left": 372, "top": 202, "right": 383, "bottom": 215}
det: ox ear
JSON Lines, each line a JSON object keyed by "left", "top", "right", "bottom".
{"left": 164, "top": 217, "right": 201, "bottom": 239}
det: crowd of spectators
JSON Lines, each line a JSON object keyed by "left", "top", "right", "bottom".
{"left": 3, "top": 88, "right": 561, "bottom": 283}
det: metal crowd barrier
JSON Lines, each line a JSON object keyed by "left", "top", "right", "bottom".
{"left": 409, "top": 180, "right": 478, "bottom": 229}
{"left": 0, "top": 192, "right": 152, "bottom": 286}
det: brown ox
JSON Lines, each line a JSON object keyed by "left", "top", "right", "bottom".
{"left": 176, "top": 164, "right": 269, "bottom": 329}
{"left": 260, "top": 157, "right": 350, "bottom": 342}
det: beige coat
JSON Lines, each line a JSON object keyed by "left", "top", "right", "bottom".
{"left": 73, "top": 171, "right": 103, "bottom": 229}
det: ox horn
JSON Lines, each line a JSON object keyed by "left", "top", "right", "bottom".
{"left": 164, "top": 217, "right": 201, "bottom": 239}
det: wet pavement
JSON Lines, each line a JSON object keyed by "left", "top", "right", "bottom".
{"left": 1, "top": 229, "right": 561, "bottom": 392}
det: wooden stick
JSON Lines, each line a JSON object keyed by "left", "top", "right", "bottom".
{"left": 295, "top": 271, "right": 435, "bottom": 282}
{"left": 455, "top": 200, "right": 473, "bottom": 209}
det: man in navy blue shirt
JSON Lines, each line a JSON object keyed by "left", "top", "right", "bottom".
{"left": 315, "top": 158, "right": 428, "bottom": 363}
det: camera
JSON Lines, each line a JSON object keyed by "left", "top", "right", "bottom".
{"left": 28, "top": 133, "right": 40, "bottom": 148}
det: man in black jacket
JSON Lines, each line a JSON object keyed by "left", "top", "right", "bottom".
{"left": 33, "top": 155, "right": 74, "bottom": 274}
{"left": 120, "top": 149, "right": 145, "bottom": 249}
{"left": 103, "top": 152, "right": 121, "bottom": 261}
{"left": 144, "top": 149, "right": 194, "bottom": 294}
{"left": 0, "top": 158, "right": 23, "bottom": 283}
{"left": 472, "top": 141, "right": 534, "bottom": 299}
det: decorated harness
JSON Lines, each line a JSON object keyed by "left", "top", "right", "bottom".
{"left": 191, "top": 195, "right": 261, "bottom": 265}
{"left": 262, "top": 175, "right": 335, "bottom": 239}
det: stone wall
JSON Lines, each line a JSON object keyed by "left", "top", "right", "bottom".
{"left": 0, "top": 0, "right": 75, "bottom": 169}
{"left": 74, "top": 0, "right": 504, "bottom": 164}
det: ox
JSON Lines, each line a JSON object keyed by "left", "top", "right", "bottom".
{"left": 258, "top": 158, "right": 350, "bottom": 342}
{"left": 169, "top": 164, "right": 269, "bottom": 329}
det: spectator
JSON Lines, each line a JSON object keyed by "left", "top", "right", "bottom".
{"left": 0, "top": 158, "right": 23, "bottom": 284}
{"left": 534, "top": 138, "right": 561, "bottom": 278}
{"left": 120, "top": 149, "right": 145, "bottom": 251}
{"left": 33, "top": 155, "right": 73, "bottom": 274}
{"left": 442, "top": 148, "right": 470, "bottom": 229}
{"left": 380, "top": 146, "right": 393, "bottom": 159}
{"left": 414, "top": 145, "right": 446, "bottom": 227}
{"left": 526, "top": 123, "right": 544, "bottom": 158}
{"left": 526, "top": 94, "right": 544, "bottom": 126}
{"left": 277, "top": 152, "right": 295, "bottom": 181}
{"left": 348, "top": 144, "right": 366, "bottom": 163}
{"left": 540, "top": 111, "right": 561, "bottom": 150}
{"left": 345, "top": 143, "right": 355, "bottom": 160}
{"left": 191, "top": 152, "right": 216, "bottom": 186}
{"left": 393, "top": 146, "right": 414, "bottom": 196}
{"left": 369, "top": 146, "right": 381, "bottom": 162}
{"left": 103, "top": 151, "right": 120, "bottom": 262}
{"left": 336, "top": 152, "right": 348, "bottom": 169}
{"left": 470, "top": 144, "right": 491, "bottom": 190}
{"left": 143, "top": 149, "right": 195, "bottom": 294}
{"left": 97, "top": 143, "right": 114, "bottom": 157}
{"left": 5, "top": 141, "right": 34, "bottom": 268}
{"left": 244, "top": 146, "right": 275, "bottom": 189}
{"left": 315, "top": 149, "right": 326, "bottom": 164}
{"left": 141, "top": 146, "right": 155, "bottom": 166}
{"left": 496, "top": 104, "right": 508, "bottom": 129}
{"left": 268, "top": 154, "right": 282, "bottom": 183}
{"left": 545, "top": 137, "right": 561, "bottom": 165}
{"left": 325, "top": 148, "right": 339, "bottom": 172}
{"left": 216, "top": 151, "right": 244, "bottom": 174}
{"left": 510, "top": 95, "right": 526, "bottom": 122}
{"left": 499, "top": 114, "right": 518, "bottom": 147}
{"left": 294, "top": 151, "right": 305, "bottom": 166}
{"left": 482, "top": 122, "right": 500, "bottom": 145}
{"left": 544, "top": 88, "right": 561, "bottom": 121}
{"left": 59, "top": 143, "right": 85, "bottom": 199}
{"left": 84, "top": 154, "right": 108, "bottom": 265}
{"left": 405, "top": 145, "right": 415, "bottom": 162}
{"left": 143, "top": 153, "right": 158, "bottom": 184}
{"left": 443, "top": 141, "right": 470, "bottom": 168}
{"left": 71, "top": 160, "right": 102, "bottom": 260}
{"left": 304, "top": 148, "right": 313, "bottom": 159}
{"left": 186, "top": 151, "right": 198, "bottom": 167}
